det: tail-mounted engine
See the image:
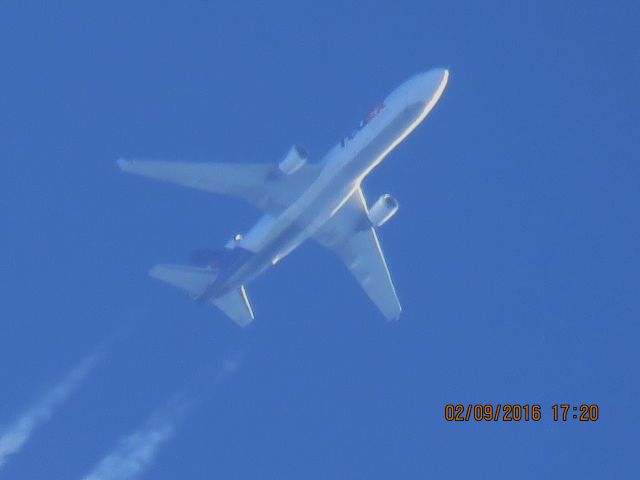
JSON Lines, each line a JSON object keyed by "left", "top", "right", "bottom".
{"left": 368, "top": 194, "right": 399, "bottom": 227}
{"left": 278, "top": 145, "right": 308, "bottom": 175}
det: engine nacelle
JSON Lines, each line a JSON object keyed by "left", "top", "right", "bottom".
{"left": 368, "top": 194, "right": 399, "bottom": 227}
{"left": 278, "top": 145, "right": 308, "bottom": 175}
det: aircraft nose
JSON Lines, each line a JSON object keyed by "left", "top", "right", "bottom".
{"left": 412, "top": 68, "right": 449, "bottom": 104}
{"left": 386, "top": 68, "right": 450, "bottom": 108}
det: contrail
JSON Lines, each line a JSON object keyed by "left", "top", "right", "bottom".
{"left": 0, "top": 353, "right": 100, "bottom": 470}
{"left": 81, "top": 351, "right": 244, "bottom": 480}
{"left": 81, "top": 394, "right": 192, "bottom": 480}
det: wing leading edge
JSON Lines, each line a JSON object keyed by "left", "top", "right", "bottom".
{"left": 314, "top": 188, "right": 402, "bottom": 320}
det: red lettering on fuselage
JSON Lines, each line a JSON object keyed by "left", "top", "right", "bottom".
{"left": 340, "top": 102, "right": 385, "bottom": 148}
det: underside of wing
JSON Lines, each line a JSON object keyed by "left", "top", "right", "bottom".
{"left": 314, "top": 188, "right": 402, "bottom": 320}
{"left": 118, "top": 158, "right": 319, "bottom": 214}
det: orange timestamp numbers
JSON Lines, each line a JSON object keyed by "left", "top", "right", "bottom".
{"left": 444, "top": 404, "right": 600, "bottom": 422}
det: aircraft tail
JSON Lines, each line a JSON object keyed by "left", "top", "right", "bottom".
{"left": 149, "top": 264, "right": 255, "bottom": 327}
{"left": 149, "top": 264, "right": 216, "bottom": 298}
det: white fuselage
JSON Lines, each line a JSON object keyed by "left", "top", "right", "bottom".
{"left": 210, "top": 69, "right": 449, "bottom": 297}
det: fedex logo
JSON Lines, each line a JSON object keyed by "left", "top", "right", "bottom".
{"left": 340, "top": 102, "right": 385, "bottom": 147}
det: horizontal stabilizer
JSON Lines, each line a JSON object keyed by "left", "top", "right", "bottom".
{"left": 211, "top": 286, "right": 255, "bottom": 327}
{"left": 149, "top": 264, "right": 216, "bottom": 298}
{"left": 149, "top": 264, "right": 254, "bottom": 327}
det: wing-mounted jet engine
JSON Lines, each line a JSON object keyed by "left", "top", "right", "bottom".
{"left": 368, "top": 194, "right": 399, "bottom": 227}
{"left": 278, "top": 145, "right": 308, "bottom": 175}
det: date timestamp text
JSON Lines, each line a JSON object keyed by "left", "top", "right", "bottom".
{"left": 444, "top": 404, "right": 599, "bottom": 422}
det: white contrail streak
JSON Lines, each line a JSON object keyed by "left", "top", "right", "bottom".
{"left": 0, "top": 353, "right": 100, "bottom": 470}
{"left": 81, "top": 351, "right": 244, "bottom": 480}
{"left": 81, "top": 395, "right": 192, "bottom": 480}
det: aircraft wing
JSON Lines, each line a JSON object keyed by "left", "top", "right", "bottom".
{"left": 117, "top": 158, "right": 319, "bottom": 214}
{"left": 314, "top": 188, "right": 402, "bottom": 320}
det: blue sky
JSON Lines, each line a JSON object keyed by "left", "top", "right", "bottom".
{"left": 1, "top": 1, "right": 638, "bottom": 478}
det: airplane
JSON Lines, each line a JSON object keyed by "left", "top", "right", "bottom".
{"left": 118, "top": 68, "right": 450, "bottom": 327}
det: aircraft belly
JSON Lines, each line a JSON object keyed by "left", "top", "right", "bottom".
{"left": 217, "top": 185, "right": 354, "bottom": 294}
{"left": 218, "top": 221, "right": 306, "bottom": 293}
